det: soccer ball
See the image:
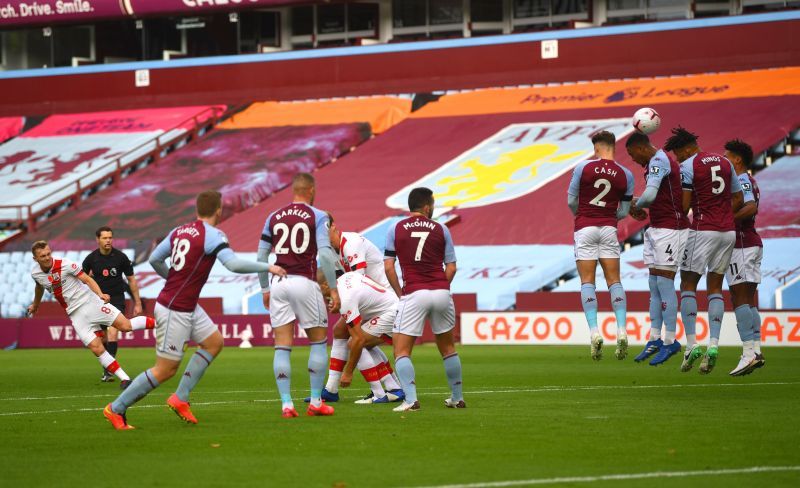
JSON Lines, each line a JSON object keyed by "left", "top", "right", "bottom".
{"left": 631, "top": 107, "right": 661, "bottom": 135}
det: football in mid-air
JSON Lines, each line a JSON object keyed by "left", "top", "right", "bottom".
{"left": 631, "top": 107, "right": 661, "bottom": 134}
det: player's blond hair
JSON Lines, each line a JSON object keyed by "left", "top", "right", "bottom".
{"left": 31, "top": 240, "right": 49, "bottom": 256}
{"left": 292, "top": 173, "right": 315, "bottom": 193}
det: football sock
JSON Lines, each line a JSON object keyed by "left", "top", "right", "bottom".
{"left": 106, "top": 341, "right": 118, "bottom": 359}
{"left": 308, "top": 340, "right": 327, "bottom": 408}
{"left": 111, "top": 369, "right": 158, "bottom": 414}
{"left": 98, "top": 351, "right": 129, "bottom": 381}
{"left": 357, "top": 352, "right": 386, "bottom": 399}
{"left": 609, "top": 282, "right": 627, "bottom": 335}
{"left": 130, "top": 316, "right": 156, "bottom": 331}
{"left": 395, "top": 356, "right": 417, "bottom": 404}
{"left": 734, "top": 304, "right": 755, "bottom": 357}
{"left": 580, "top": 283, "right": 599, "bottom": 333}
{"left": 175, "top": 349, "right": 214, "bottom": 402}
{"left": 369, "top": 348, "right": 401, "bottom": 390}
{"left": 657, "top": 276, "right": 678, "bottom": 345}
{"left": 274, "top": 347, "right": 293, "bottom": 409}
{"left": 648, "top": 275, "right": 663, "bottom": 341}
{"left": 708, "top": 293, "right": 724, "bottom": 346}
{"left": 751, "top": 306, "right": 762, "bottom": 354}
{"left": 681, "top": 291, "right": 697, "bottom": 348}
{"left": 443, "top": 353, "right": 464, "bottom": 402}
{"left": 325, "top": 338, "right": 348, "bottom": 394}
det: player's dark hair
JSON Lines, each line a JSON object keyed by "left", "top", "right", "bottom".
{"left": 31, "top": 240, "right": 49, "bottom": 256}
{"left": 196, "top": 190, "right": 222, "bottom": 217}
{"left": 724, "top": 139, "right": 754, "bottom": 167}
{"left": 95, "top": 226, "right": 112, "bottom": 238}
{"left": 408, "top": 187, "right": 434, "bottom": 212}
{"left": 625, "top": 132, "right": 650, "bottom": 148}
{"left": 591, "top": 131, "right": 615, "bottom": 147}
{"left": 664, "top": 126, "right": 699, "bottom": 151}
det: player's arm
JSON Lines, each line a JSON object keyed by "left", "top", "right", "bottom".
{"left": 636, "top": 157, "right": 669, "bottom": 209}
{"left": 566, "top": 166, "right": 581, "bottom": 216}
{"left": 616, "top": 168, "right": 634, "bottom": 220}
{"left": 443, "top": 225, "right": 457, "bottom": 283}
{"left": 78, "top": 272, "right": 110, "bottom": 303}
{"left": 149, "top": 233, "right": 173, "bottom": 279}
{"left": 314, "top": 212, "right": 340, "bottom": 311}
{"left": 729, "top": 167, "right": 751, "bottom": 215}
{"left": 680, "top": 162, "right": 693, "bottom": 214}
{"left": 341, "top": 317, "right": 367, "bottom": 388}
{"left": 27, "top": 282, "right": 44, "bottom": 317}
{"left": 383, "top": 224, "right": 402, "bottom": 296}
{"left": 734, "top": 200, "right": 757, "bottom": 221}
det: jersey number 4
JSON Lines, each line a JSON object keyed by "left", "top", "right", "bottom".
{"left": 274, "top": 222, "right": 311, "bottom": 254}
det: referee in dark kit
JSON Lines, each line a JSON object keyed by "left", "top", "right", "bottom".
{"left": 82, "top": 226, "right": 143, "bottom": 382}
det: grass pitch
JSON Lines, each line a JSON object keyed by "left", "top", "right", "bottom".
{"left": 1, "top": 345, "right": 798, "bottom": 488}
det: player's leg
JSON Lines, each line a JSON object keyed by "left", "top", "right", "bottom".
{"left": 297, "top": 280, "right": 333, "bottom": 416}
{"left": 353, "top": 338, "right": 390, "bottom": 403}
{"left": 648, "top": 267, "right": 682, "bottom": 365}
{"left": 105, "top": 356, "right": 180, "bottom": 430}
{"left": 369, "top": 346, "right": 403, "bottom": 396}
{"left": 104, "top": 299, "right": 124, "bottom": 381}
{"left": 79, "top": 303, "right": 133, "bottom": 385}
{"left": 679, "top": 230, "right": 704, "bottom": 371}
{"left": 727, "top": 247, "right": 756, "bottom": 376}
{"left": 699, "top": 231, "right": 735, "bottom": 374}
{"left": 317, "top": 317, "right": 348, "bottom": 402}
{"left": 600, "top": 248, "right": 627, "bottom": 360}
{"left": 747, "top": 247, "right": 765, "bottom": 368}
{"left": 111, "top": 313, "right": 156, "bottom": 333}
{"left": 98, "top": 325, "right": 114, "bottom": 382}
{"left": 85, "top": 335, "right": 130, "bottom": 383}
{"left": 574, "top": 227, "right": 602, "bottom": 358}
{"left": 268, "top": 279, "right": 301, "bottom": 417}
{"left": 431, "top": 291, "right": 463, "bottom": 408}
{"left": 392, "top": 292, "right": 425, "bottom": 412}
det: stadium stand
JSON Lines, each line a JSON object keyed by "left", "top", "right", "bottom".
{"left": 753, "top": 155, "right": 800, "bottom": 239}
{"left": 0, "top": 106, "right": 224, "bottom": 233}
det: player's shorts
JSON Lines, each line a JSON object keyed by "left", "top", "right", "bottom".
{"left": 361, "top": 309, "right": 396, "bottom": 339}
{"left": 393, "top": 289, "right": 455, "bottom": 337}
{"left": 269, "top": 275, "right": 328, "bottom": 329}
{"left": 101, "top": 296, "right": 126, "bottom": 331}
{"left": 643, "top": 227, "right": 688, "bottom": 268}
{"left": 574, "top": 226, "right": 620, "bottom": 260}
{"left": 154, "top": 302, "right": 218, "bottom": 361}
{"left": 726, "top": 246, "right": 763, "bottom": 286}
{"left": 68, "top": 299, "right": 121, "bottom": 347}
{"left": 681, "top": 230, "right": 735, "bottom": 275}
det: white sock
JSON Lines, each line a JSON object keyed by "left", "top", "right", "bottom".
{"left": 710, "top": 337, "right": 719, "bottom": 347}
{"left": 130, "top": 316, "right": 155, "bottom": 331}
{"left": 686, "top": 334, "right": 697, "bottom": 349}
{"left": 664, "top": 330, "right": 676, "bottom": 345}
{"left": 98, "top": 351, "right": 129, "bottom": 381}
{"left": 743, "top": 340, "right": 755, "bottom": 358}
{"left": 357, "top": 352, "right": 386, "bottom": 398}
{"left": 325, "top": 338, "right": 349, "bottom": 393}
{"left": 754, "top": 340, "right": 762, "bottom": 355}
{"left": 368, "top": 348, "right": 401, "bottom": 390}
{"left": 649, "top": 327, "right": 662, "bottom": 341}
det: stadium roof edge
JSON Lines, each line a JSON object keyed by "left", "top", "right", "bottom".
{"left": 0, "top": 10, "right": 798, "bottom": 80}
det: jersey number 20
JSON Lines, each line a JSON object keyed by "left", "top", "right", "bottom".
{"left": 274, "top": 222, "right": 311, "bottom": 254}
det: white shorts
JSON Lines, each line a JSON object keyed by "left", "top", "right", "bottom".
{"left": 574, "top": 226, "right": 620, "bottom": 260}
{"left": 643, "top": 227, "right": 688, "bottom": 268}
{"left": 269, "top": 275, "right": 329, "bottom": 329}
{"left": 154, "top": 302, "right": 218, "bottom": 361}
{"left": 726, "top": 246, "right": 763, "bottom": 286}
{"left": 361, "top": 310, "right": 396, "bottom": 339}
{"left": 393, "top": 289, "right": 455, "bottom": 337}
{"left": 681, "top": 230, "right": 735, "bottom": 275}
{"left": 69, "top": 299, "right": 121, "bottom": 347}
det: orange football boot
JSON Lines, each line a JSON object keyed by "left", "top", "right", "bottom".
{"left": 167, "top": 393, "right": 198, "bottom": 424}
{"left": 103, "top": 404, "right": 134, "bottom": 430}
{"left": 306, "top": 402, "right": 335, "bottom": 416}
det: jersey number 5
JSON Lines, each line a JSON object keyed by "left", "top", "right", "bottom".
{"left": 274, "top": 222, "right": 311, "bottom": 255}
{"left": 590, "top": 179, "right": 612, "bottom": 207}
{"left": 410, "top": 231, "right": 429, "bottom": 261}
{"left": 710, "top": 165, "right": 725, "bottom": 195}
{"left": 171, "top": 238, "right": 191, "bottom": 271}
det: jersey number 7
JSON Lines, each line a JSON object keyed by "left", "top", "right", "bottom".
{"left": 410, "top": 231, "right": 429, "bottom": 261}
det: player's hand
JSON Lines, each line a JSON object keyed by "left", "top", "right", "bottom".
{"left": 269, "top": 265, "right": 287, "bottom": 278}
{"left": 340, "top": 371, "right": 353, "bottom": 388}
{"left": 100, "top": 293, "right": 111, "bottom": 303}
{"left": 629, "top": 206, "right": 647, "bottom": 221}
{"left": 328, "top": 289, "right": 341, "bottom": 313}
{"left": 133, "top": 301, "right": 143, "bottom": 316}
{"left": 262, "top": 291, "right": 270, "bottom": 310}
{"left": 26, "top": 304, "right": 37, "bottom": 317}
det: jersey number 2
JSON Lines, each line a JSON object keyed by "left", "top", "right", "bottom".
{"left": 171, "top": 238, "right": 191, "bottom": 271}
{"left": 590, "top": 179, "right": 612, "bottom": 207}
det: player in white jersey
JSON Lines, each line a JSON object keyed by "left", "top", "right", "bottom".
{"left": 28, "top": 240, "right": 156, "bottom": 388}
{"left": 334, "top": 272, "right": 404, "bottom": 403}
{"left": 307, "top": 215, "right": 404, "bottom": 404}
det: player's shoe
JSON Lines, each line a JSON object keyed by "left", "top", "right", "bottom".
{"left": 386, "top": 389, "right": 405, "bottom": 402}
{"left": 698, "top": 345, "right": 719, "bottom": 375}
{"left": 393, "top": 400, "right": 421, "bottom": 412}
{"left": 614, "top": 334, "right": 628, "bottom": 360}
{"left": 119, "top": 379, "right": 132, "bottom": 390}
{"left": 101, "top": 372, "right": 115, "bottom": 382}
{"left": 729, "top": 354, "right": 758, "bottom": 376}
{"left": 306, "top": 402, "right": 335, "bottom": 416}
{"left": 303, "top": 388, "right": 339, "bottom": 403}
{"left": 590, "top": 333, "right": 604, "bottom": 361}
{"left": 753, "top": 353, "right": 766, "bottom": 371}
{"left": 281, "top": 407, "right": 299, "bottom": 418}
{"left": 634, "top": 338, "right": 663, "bottom": 362}
{"left": 167, "top": 393, "right": 198, "bottom": 424}
{"left": 680, "top": 344, "right": 704, "bottom": 372}
{"left": 444, "top": 398, "right": 466, "bottom": 408}
{"left": 649, "top": 341, "right": 682, "bottom": 366}
{"left": 103, "top": 403, "right": 134, "bottom": 430}
{"left": 355, "top": 393, "right": 389, "bottom": 404}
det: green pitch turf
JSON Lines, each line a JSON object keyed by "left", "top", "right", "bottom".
{"left": 1, "top": 345, "right": 798, "bottom": 488}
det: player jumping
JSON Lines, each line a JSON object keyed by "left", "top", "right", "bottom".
{"left": 567, "top": 131, "right": 634, "bottom": 360}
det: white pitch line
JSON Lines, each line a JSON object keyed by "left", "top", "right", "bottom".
{"left": 399, "top": 465, "right": 800, "bottom": 488}
{"left": 0, "top": 381, "right": 795, "bottom": 417}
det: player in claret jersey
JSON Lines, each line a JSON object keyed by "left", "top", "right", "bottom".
{"left": 28, "top": 241, "right": 156, "bottom": 389}
{"left": 567, "top": 131, "right": 634, "bottom": 361}
{"left": 104, "top": 191, "right": 285, "bottom": 430}
{"left": 665, "top": 127, "right": 753, "bottom": 374}
{"left": 385, "top": 187, "right": 462, "bottom": 412}
{"left": 257, "top": 173, "right": 340, "bottom": 418}
{"left": 625, "top": 132, "right": 690, "bottom": 366}
{"left": 723, "top": 139, "right": 765, "bottom": 376}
